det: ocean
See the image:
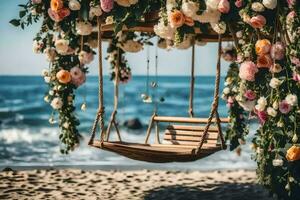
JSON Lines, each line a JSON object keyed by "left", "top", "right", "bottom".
{"left": 0, "top": 76, "right": 256, "bottom": 170}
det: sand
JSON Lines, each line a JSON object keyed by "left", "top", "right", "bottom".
{"left": 0, "top": 169, "right": 274, "bottom": 200}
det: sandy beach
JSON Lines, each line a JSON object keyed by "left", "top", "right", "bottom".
{"left": 0, "top": 169, "right": 274, "bottom": 200}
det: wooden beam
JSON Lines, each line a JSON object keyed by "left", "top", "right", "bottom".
{"left": 154, "top": 116, "right": 230, "bottom": 123}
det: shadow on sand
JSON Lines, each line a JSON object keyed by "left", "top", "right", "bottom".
{"left": 143, "top": 183, "right": 274, "bottom": 200}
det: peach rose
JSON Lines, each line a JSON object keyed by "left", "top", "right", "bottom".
{"left": 257, "top": 54, "right": 273, "bottom": 68}
{"left": 250, "top": 15, "right": 266, "bottom": 29}
{"left": 184, "top": 16, "right": 194, "bottom": 26}
{"left": 56, "top": 69, "right": 71, "bottom": 84}
{"left": 255, "top": 39, "right": 271, "bottom": 56}
{"left": 169, "top": 10, "right": 185, "bottom": 28}
{"left": 51, "top": 0, "right": 63, "bottom": 12}
{"left": 286, "top": 145, "right": 300, "bottom": 162}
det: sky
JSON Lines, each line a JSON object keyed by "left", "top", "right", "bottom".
{"left": 0, "top": 1, "right": 230, "bottom": 76}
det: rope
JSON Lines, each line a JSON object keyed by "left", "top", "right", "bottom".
{"left": 154, "top": 41, "right": 158, "bottom": 113}
{"left": 197, "top": 34, "right": 222, "bottom": 153}
{"left": 89, "top": 17, "right": 105, "bottom": 145}
{"left": 189, "top": 44, "right": 195, "bottom": 117}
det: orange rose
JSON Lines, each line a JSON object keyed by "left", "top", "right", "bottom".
{"left": 257, "top": 54, "right": 273, "bottom": 68}
{"left": 169, "top": 10, "right": 185, "bottom": 28}
{"left": 184, "top": 16, "right": 194, "bottom": 27}
{"left": 255, "top": 39, "right": 271, "bottom": 56}
{"left": 51, "top": 0, "right": 63, "bottom": 12}
{"left": 286, "top": 145, "right": 300, "bottom": 162}
{"left": 56, "top": 69, "right": 71, "bottom": 84}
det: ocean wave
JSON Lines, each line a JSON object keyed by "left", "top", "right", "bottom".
{"left": 0, "top": 128, "right": 59, "bottom": 144}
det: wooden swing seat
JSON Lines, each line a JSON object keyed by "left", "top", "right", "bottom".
{"left": 90, "top": 122, "right": 227, "bottom": 163}
{"left": 90, "top": 23, "right": 228, "bottom": 163}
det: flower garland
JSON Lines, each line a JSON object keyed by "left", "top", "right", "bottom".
{"left": 223, "top": 0, "right": 300, "bottom": 198}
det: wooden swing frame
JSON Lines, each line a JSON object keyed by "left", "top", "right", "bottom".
{"left": 89, "top": 17, "right": 231, "bottom": 163}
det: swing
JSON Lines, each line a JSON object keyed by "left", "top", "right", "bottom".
{"left": 89, "top": 18, "right": 230, "bottom": 163}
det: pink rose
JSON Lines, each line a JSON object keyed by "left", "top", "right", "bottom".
{"left": 250, "top": 15, "right": 266, "bottom": 29}
{"left": 100, "top": 0, "right": 114, "bottom": 12}
{"left": 271, "top": 42, "right": 285, "bottom": 60}
{"left": 239, "top": 61, "right": 258, "bottom": 81}
{"left": 287, "top": 11, "right": 296, "bottom": 19}
{"left": 70, "top": 67, "right": 86, "bottom": 87}
{"left": 218, "top": 0, "right": 230, "bottom": 14}
{"left": 257, "top": 111, "right": 267, "bottom": 124}
{"left": 235, "top": 0, "right": 243, "bottom": 8}
{"left": 279, "top": 100, "right": 292, "bottom": 114}
{"left": 291, "top": 57, "right": 300, "bottom": 67}
{"left": 227, "top": 96, "right": 234, "bottom": 108}
{"left": 244, "top": 90, "right": 256, "bottom": 100}
{"left": 292, "top": 72, "right": 300, "bottom": 83}
{"left": 287, "top": 0, "right": 296, "bottom": 7}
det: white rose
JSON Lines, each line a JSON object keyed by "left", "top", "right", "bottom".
{"left": 50, "top": 97, "right": 63, "bottom": 110}
{"left": 44, "top": 95, "right": 50, "bottom": 103}
{"left": 78, "top": 51, "right": 94, "bottom": 65}
{"left": 232, "top": 87, "right": 238, "bottom": 93}
{"left": 272, "top": 101, "right": 279, "bottom": 110}
{"left": 238, "top": 100, "right": 255, "bottom": 111}
{"left": 68, "top": 0, "right": 81, "bottom": 11}
{"left": 210, "top": 21, "right": 226, "bottom": 34}
{"left": 63, "top": 122, "right": 70, "bottom": 129}
{"left": 224, "top": 77, "right": 233, "bottom": 86}
{"left": 118, "top": 40, "right": 143, "bottom": 53}
{"left": 272, "top": 159, "right": 283, "bottom": 167}
{"left": 195, "top": 9, "right": 221, "bottom": 23}
{"left": 49, "top": 90, "right": 54, "bottom": 96}
{"left": 42, "top": 69, "right": 49, "bottom": 77}
{"left": 267, "top": 107, "right": 277, "bottom": 117}
{"left": 44, "top": 47, "right": 56, "bottom": 62}
{"left": 167, "top": 0, "right": 177, "bottom": 13}
{"left": 31, "top": 8, "right": 38, "bottom": 16}
{"left": 76, "top": 21, "right": 93, "bottom": 36}
{"left": 277, "top": 121, "right": 284, "bottom": 127}
{"left": 236, "top": 31, "right": 243, "bottom": 38}
{"left": 105, "top": 16, "right": 114, "bottom": 24}
{"left": 270, "top": 64, "right": 282, "bottom": 74}
{"left": 115, "top": 0, "right": 138, "bottom": 7}
{"left": 223, "top": 87, "right": 230, "bottom": 95}
{"left": 181, "top": 1, "right": 199, "bottom": 18}
{"left": 285, "top": 94, "right": 298, "bottom": 106}
{"left": 251, "top": 2, "right": 265, "bottom": 12}
{"left": 175, "top": 35, "right": 193, "bottom": 49}
{"left": 262, "top": 0, "right": 277, "bottom": 10}
{"left": 269, "top": 78, "right": 282, "bottom": 89}
{"left": 154, "top": 21, "right": 175, "bottom": 40}
{"left": 206, "top": 0, "right": 221, "bottom": 10}
{"left": 255, "top": 97, "right": 267, "bottom": 111}
{"left": 44, "top": 76, "right": 51, "bottom": 83}
{"left": 55, "top": 39, "right": 69, "bottom": 54}
{"left": 89, "top": 6, "right": 102, "bottom": 19}
{"left": 33, "top": 40, "right": 43, "bottom": 54}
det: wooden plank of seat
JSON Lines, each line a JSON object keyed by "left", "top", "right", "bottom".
{"left": 167, "top": 125, "right": 219, "bottom": 132}
{"left": 163, "top": 140, "right": 218, "bottom": 146}
{"left": 165, "top": 130, "right": 219, "bottom": 138}
{"left": 154, "top": 116, "right": 229, "bottom": 123}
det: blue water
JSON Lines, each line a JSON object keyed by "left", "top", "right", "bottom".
{"left": 0, "top": 76, "right": 256, "bottom": 170}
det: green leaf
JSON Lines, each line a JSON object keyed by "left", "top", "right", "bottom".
{"left": 9, "top": 19, "right": 21, "bottom": 27}
{"left": 19, "top": 10, "right": 26, "bottom": 18}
